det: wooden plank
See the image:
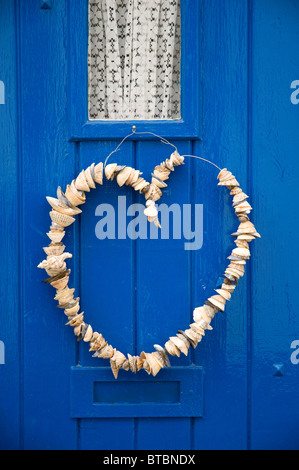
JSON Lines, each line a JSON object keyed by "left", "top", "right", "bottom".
{"left": 20, "top": 0, "right": 77, "bottom": 449}
{"left": 0, "top": 0, "right": 21, "bottom": 450}
{"left": 191, "top": 0, "right": 249, "bottom": 449}
{"left": 250, "top": 0, "right": 299, "bottom": 450}
{"left": 70, "top": 366, "right": 203, "bottom": 418}
{"left": 135, "top": 139, "right": 193, "bottom": 449}
{"left": 76, "top": 140, "right": 136, "bottom": 448}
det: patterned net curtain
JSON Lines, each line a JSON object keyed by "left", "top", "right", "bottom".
{"left": 88, "top": 0, "right": 181, "bottom": 120}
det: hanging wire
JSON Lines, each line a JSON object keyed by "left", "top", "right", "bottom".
{"left": 103, "top": 127, "right": 221, "bottom": 172}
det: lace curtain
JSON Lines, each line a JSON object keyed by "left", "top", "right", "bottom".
{"left": 88, "top": 0, "right": 181, "bottom": 120}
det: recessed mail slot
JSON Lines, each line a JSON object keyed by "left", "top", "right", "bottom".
{"left": 70, "top": 366, "right": 203, "bottom": 418}
{"left": 94, "top": 381, "right": 180, "bottom": 404}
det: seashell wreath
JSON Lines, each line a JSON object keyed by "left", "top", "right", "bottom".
{"left": 38, "top": 134, "right": 260, "bottom": 379}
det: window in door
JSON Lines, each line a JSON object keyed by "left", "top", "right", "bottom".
{"left": 88, "top": 0, "right": 181, "bottom": 121}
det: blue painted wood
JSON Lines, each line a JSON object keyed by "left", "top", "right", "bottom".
{"left": 1, "top": 0, "right": 299, "bottom": 450}
{"left": 70, "top": 366, "right": 203, "bottom": 418}
{"left": 0, "top": 0, "right": 21, "bottom": 450}
{"left": 68, "top": 0, "right": 200, "bottom": 140}
{"left": 191, "top": 0, "right": 250, "bottom": 450}
{"left": 19, "top": 0, "right": 77, "bottom": 450}
{"left": 250, "top": 0, "right": 299, "bottom": 450}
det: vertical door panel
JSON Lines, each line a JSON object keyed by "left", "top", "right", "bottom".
{"left": 20, "top": 0, "right": 77, "bottom": 449}
{"left": 0, "top": 0, "right": 21, "bottom": 450}
{"left": 251, "top": 0, "right": 299, "bottom": 449}
{"left": 192, "top": 0, "right": 249, "bottom": 449}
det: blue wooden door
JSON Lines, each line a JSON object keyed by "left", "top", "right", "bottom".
{"left": 1, "top": 0, "right": 299, "bottom": 450}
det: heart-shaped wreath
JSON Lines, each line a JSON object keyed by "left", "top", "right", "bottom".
{"left": 38, "top": 133, "right": 260, "bottom": 378}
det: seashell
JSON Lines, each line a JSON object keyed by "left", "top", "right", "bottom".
{"left": 193, "top": 306, "right": 213, "bottom": 324}
{"left": 57, "top": 186, "right": 73, "bottom": 208}
{"left": 139, "top": 182, "right": 150, "bottom": 194}
{"left": 66, "top": 312, "right": 84, "bottom": 326}
{"left": 237, "top": 221, "right": 256, "bottom": 233}
{"left": 190, "top": 322, "right": 205, "bottom": 336}
{"left": 46, "top": 196, "right": 82, "bottom": 216}
{"left": 75, "top": 170, "right": 90, "bottom": 192}
{"left": 164, "top": 340, "right": 180, "bottom": 357}
{"left": 54, "top": 287, "right": 75, "bottom": 301}
{"left": 116, "top": 167, "right": 132, "bottom": 187}
{"left": 110, "top": 350, "right": 126, "bottom": 379}
{"left": 136, "top": 356, "right": 144, "bottom": 372}
{"left": 50, "top": 210, "right": 75, "bottom": 228}
{"left": 47, "top": 230, "right": 65, "bottom": 243}
{"left": 151, "top": 174, "right": 168, "bottom": 188}
{"left": 221, "top": 282, "right": 236, "bottom": 293}
{"left": 105, "top": 163, "right": 118, "bottom": 180}
{"left": 144, "top": 183, "right": 162, "bottom": 201}
{"left": 153, "top": 168, "right": 170, "bottom": 181}
{"left": 42, "top": 269, "right": 70, "bottom": 289}
{"left": 132, "top": 177, "right": 147, "bottom": 191}
{"left": 218, "top": 177, "right": 240, "bottom": 187}
{"left": 43, "top": 243, "right": 65, "bottom": 256}
{"left": 217, "top": 168, "right": 228, "bottom": 179}
{"left": 153, "top": 345, "right": 171, "bottom": 368}
{"left": 154, "top": 218, "right": 162, "bottom": 229}
{"left": 122, "top": 359, "right": 130, "bottom": 371}
{"left": 165, "top": 158, "right": 174, "bottom": 171}
{"left": 64, "top": 302, "right": 80, "bottom": 316}
{"left": 208, "top": 295, "right": 226, "bottom": 312}
{"left": 218, "top": 170, "right": 233, "bottom": 181}
{"left": 232, "top": 247, "right": 251, "bottom": 259}
{"left": 230, "top": 187, "right": 242, "bottom": 196}
{"left": 144, "top": 205, "right": 158, "bottom": 218}
{"left": 184, "top": 328, "right": 202, "bottom": 346}
{"left": 83, "top": 324, "right": 93, "bottom": 342}
{"left": 124, "top": 167, "right": 135, "bottom": 186}
{"left": 96, "top": 344, "right": 114, "bottom": 359}
{"left": 146, "top": 352, "right": 163, "bottom": 376}
{"left": 93, "top": 162, "right": 103, "bottom": 185}
{"left": 84, "top": 165, "right": 96, "bottom": 189}
{"left": 169, "top": 336, "right": 189, "bottom": 356}
{"left": 89, "top": 333, "right": 107, "bottom": 351}
{"left": 74, "top": 325, "right": 81, "bottom": 336}
{"left": 234, "top": 201, "right": 252, "bottom": 212}
{"left": 151, "top": 351, "right": 167, "bottom": 368}
{"left": 215, "top": 289, "right": 231, "bottom": 300}
{"left": 170, "top": 150, "right": 184, "bottom": 166}
{"left": 65, "top": 184, "right": 85, "bottom": 207}
{"left": 233, "top": 192, "right": 249, "bottom": 206}
{"left": 127, "top": 354, "right": 137, "bottom": 373}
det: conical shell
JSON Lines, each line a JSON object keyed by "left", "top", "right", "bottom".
{"left": 43, "top": 243, "right": 65, "bottom": 256}
{"left": 50, "top": 210, "right": 75, "bottom": 228}
{"left": 116, "top": 167, "right": 132, "bottom": 187}
{"left": 46, "top": 196, "right": 81, "bottom": 216}
{"left": 169, "top": 336, "right": 189, "bottom": 356}
{"left": 94, "top": 162, "right": 103, "bottom": 185}
{"left": 65, "top": 184, "right": 85, "bottom": 207}
{"left": 164, "top": 340, "right": 180, "bottom": 357}
{"left": 208, "top": 295, "right": 226, "bottom": 312}
{"left": 76, "top": 170, "right": 90, "bottom": 192}
{"left": 85, "top": 166, "right": 96, "bottom": 189}
{"left": 215, "top": 289, "right": 231, "bottom": 300}
{"left": 47, "top": 230, "right": 65, "bottom": 243}
{"left": 83, "top": 324, "right": 93, "bottom": 342}
{"left": 105, "top": 163, "right": 118, "bottom": 180}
